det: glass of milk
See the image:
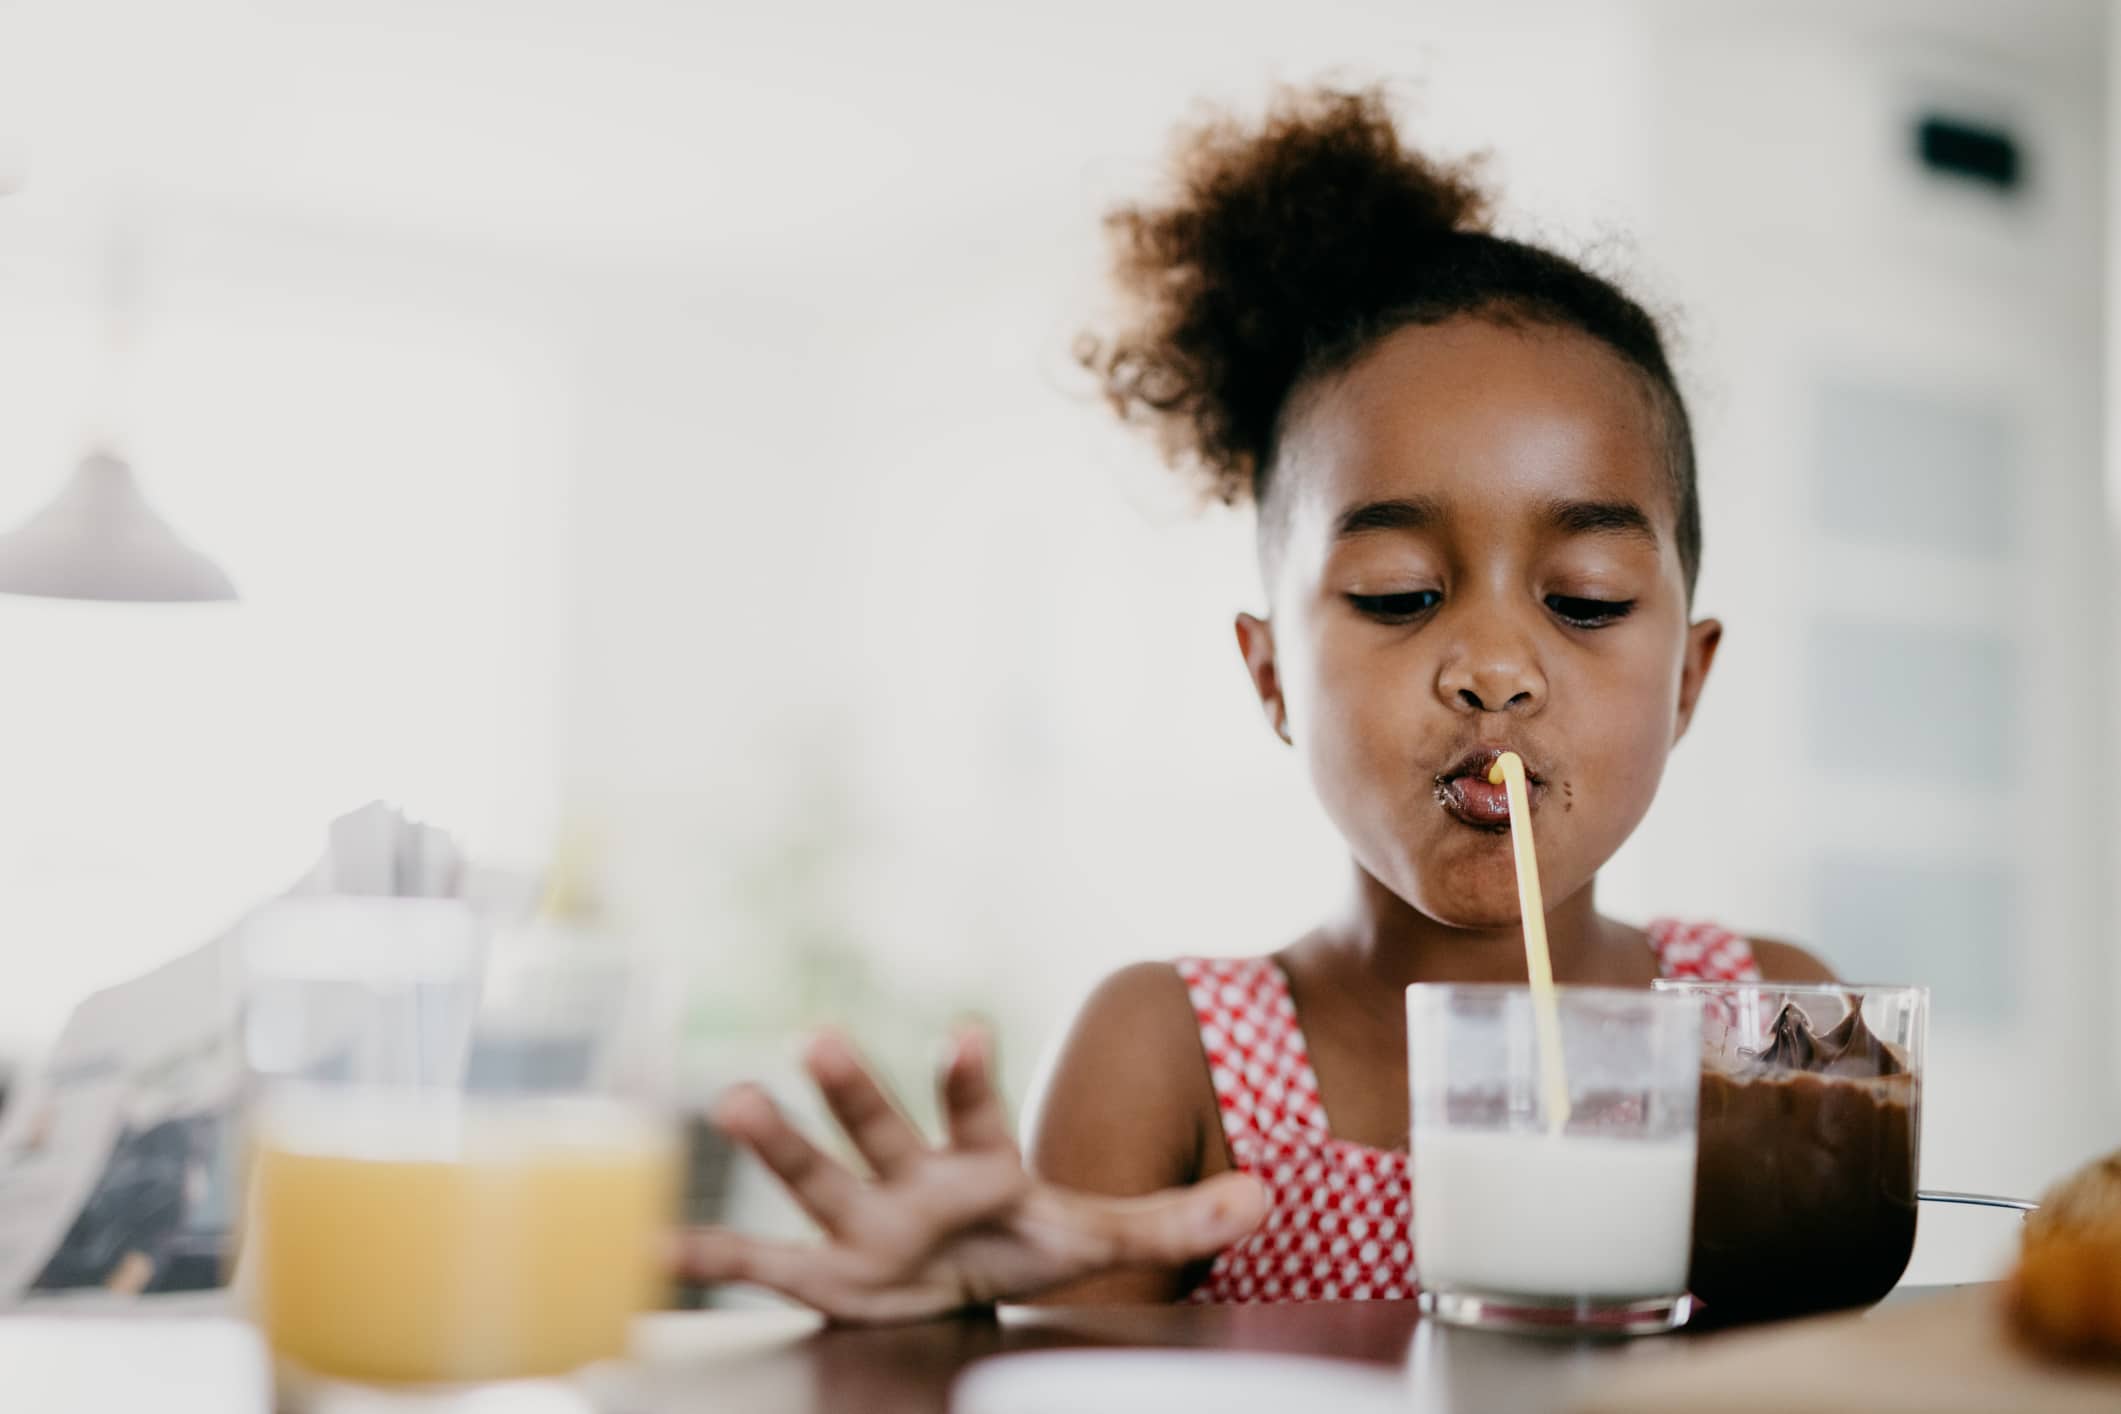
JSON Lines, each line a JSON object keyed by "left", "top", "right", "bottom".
{"left": 236, "top": 898, "right": 680, "bottom": 1394}
{"left": 1407, "top": 984, "right": 1703, "bottom": 1334}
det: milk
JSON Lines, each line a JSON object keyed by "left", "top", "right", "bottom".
{"left": 1412, "top": 1129, "right": 1695, "bottom": 1300}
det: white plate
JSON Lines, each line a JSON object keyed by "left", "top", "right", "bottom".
{"left": 952, "top": 1348, "right": 1407, "bottom": 1414}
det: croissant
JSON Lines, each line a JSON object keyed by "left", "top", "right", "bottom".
{"left": 2008, "top": 1150, "right": 2121, "bottom": 1359}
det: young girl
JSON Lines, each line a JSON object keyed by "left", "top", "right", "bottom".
{"left": 681, "top": 84, "right": 1835, "bottom": 1321}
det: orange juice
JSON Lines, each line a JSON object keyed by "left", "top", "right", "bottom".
{"left": 250, "top": 1092, "right": 677, "bottom": 1383}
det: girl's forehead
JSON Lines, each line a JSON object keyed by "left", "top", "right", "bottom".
{"left": 1278, "top": 319, "right": 1674, "bottom": 535}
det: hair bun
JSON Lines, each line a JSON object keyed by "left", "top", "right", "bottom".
{"left": 1083, "top": 85, "right": 1491, "bottom": 504}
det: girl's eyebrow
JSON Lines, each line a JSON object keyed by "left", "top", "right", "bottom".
{"left": 1329, "top": 495, "right": 1656, "bottom": 546}
{"left": 1545, "top": 497, "right": 1657, "bottom": 545}
{"left": 1333, "top": 495, "right": 1445, "bottom": 540}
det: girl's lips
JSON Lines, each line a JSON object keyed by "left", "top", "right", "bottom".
{"left": 1439, "top": 775, "right": 1514, "bottom": 829}
{"left": 1434, "top": 746, "right": 1545, "bottom": 830}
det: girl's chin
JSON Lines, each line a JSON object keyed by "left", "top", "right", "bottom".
{"left": 1381, "top": 871, "right": 1526, "bottom": 931}
{"left": 1411, "top": 896, "right": 1527, "bottom": 932}
{"left": 1389, "top": 853, "right": 1530, "bottom": 929}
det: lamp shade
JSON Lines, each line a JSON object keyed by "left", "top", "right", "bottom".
{"left": 0, "top": 449, "right": 236, "bottom": 603}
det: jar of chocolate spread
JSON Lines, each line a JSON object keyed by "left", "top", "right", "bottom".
{"left": 1651, "top": 981, "right": 1928, "bottom": 1322}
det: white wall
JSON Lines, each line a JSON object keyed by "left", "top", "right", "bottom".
{"left": 0, "top": 190, "right": 573, "bottom": 1055}
{"left": 1624, "top": 2, "right": 2114, "bottom": 1275}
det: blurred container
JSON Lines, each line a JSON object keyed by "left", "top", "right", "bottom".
{"left": 237, "top": 899, "right": 678, "bottom": 1386}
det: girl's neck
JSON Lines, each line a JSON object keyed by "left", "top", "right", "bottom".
{"left": 1313, "top": 862, "right": 1646, "bottom": 994}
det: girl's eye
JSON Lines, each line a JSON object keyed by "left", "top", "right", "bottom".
{"left": 1347, "top": 590, "right": 1442, "bottom": 623}
{"left": 1546, "top": 594, "right": 1636, "bottom": 628}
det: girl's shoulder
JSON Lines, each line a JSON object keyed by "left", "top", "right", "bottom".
{"left": 1646, "top": 917, "right": 1837, "bottom": 983}
{"left": 1060, "top": 959, "right": 1206, "bottom": 1048}
{"left": 1023, "top": 961, "right": 1223, "bottom": 1183}
{"left": 1745, "top": 936, "right": 1838, "bottom": 983}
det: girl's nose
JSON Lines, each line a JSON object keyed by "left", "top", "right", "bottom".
{"left": 1435, "top": 608, "right": 1547, "bottom": 715}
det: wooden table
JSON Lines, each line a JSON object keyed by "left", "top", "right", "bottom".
{"left": 6, "top": 1286, "right": 1996, "bottom": 1411}
{"left": 600, "top": 1288, "right": 1977, "bottom": 1414}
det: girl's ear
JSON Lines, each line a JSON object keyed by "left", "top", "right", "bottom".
{"left": 1674, "top": 618, "right": 1723, "bottom": 744}
{"left": 1234, "top": 613, "right": 1292, "bottom": 744}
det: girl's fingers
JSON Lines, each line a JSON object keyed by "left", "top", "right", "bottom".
{"left": 806, "top": 1030, "right": 929, "bottom": 1180}
{"left": 1063, "top": 1170, "right": 1270, "bottom": 1269}
{"left": 676, "top": 1227, "right": 967, "bottom": 1326}
{"left": 894, "top": 1150, "right": 1030, "bottom": 1234}
{"left": 815, "top": 1150, "right": 1026, "bottom": 1277}
{"left": 673, "top": 1227, "right": 849, "bottom": 1313}
{"left": 938, "top": 1026, "right": 1014, "bottom": 1154}
{"left": 711, "top": 1084, "right": 866, "bottom": 1234}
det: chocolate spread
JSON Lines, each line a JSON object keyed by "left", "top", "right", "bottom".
{"left": 1688, "top": 1000, "right": 1919, "bottom": 1321}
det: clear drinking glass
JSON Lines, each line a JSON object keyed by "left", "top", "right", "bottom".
{"left": 236, "top": 897, "right": 679, "bottom": 1391}
{"left": 1652, "top": 980, "right": 1926, "bottom": 1321}
{"left": 1407, "top": 983, "right": 1704, "bottom": 1335}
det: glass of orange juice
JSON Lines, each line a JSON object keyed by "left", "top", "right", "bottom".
{"left": 236, "top": 898, "right": 679, "bottom": 1391}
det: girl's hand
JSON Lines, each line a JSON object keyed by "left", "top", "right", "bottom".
{"left": 677, "top": 1027, "right": 1266, "bottom": 1324}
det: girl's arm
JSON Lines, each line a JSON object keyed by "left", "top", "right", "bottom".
{"left": 1022, "top": 961, "right": 1230, "bottom": 1304}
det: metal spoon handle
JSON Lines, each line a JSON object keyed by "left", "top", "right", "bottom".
{"left": 1919, "top": 1189, "right": 2039, "bottom": 1212}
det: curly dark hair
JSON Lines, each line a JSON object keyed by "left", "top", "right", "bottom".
{"left": 1079, "top": 84, "right": 1701, "bottom": 594}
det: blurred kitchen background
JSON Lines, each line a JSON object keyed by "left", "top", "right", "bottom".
{"left": 0, "top": 0, "right": 2111, "bottom": 1281}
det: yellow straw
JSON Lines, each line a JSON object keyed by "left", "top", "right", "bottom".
{"left": 1488, "top": 751, "right": 1571, "bottom": 1132}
